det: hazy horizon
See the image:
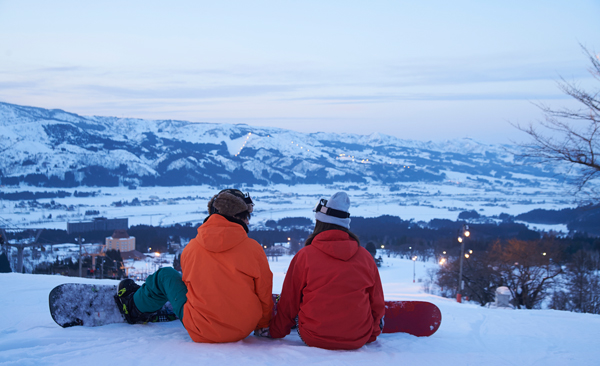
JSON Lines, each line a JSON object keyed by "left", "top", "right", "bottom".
{"left": 1, "top": 1, "right": 599, "bottom": 144}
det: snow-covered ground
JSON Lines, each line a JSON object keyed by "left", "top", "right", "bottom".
{"left": 1, "top": 254, "right": 598, "bottom": 366}
{"left": 0, "top": 182, "right": 575, "bottom": 233}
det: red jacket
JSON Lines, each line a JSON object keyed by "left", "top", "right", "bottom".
{"left": 270, "top": 230, "right": 385, "bottom": 350}
{"left": 181, "top": 214, "right": 273, "bottom": 343}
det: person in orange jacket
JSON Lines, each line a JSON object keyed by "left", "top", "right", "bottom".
{"left": 262, "top": 192, "right": 385, "bottom": 350}
{"left": 116, "top": 189, "right": 273, "bottom": 343}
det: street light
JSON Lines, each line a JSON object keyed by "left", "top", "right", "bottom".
{"left": 75, "top": 236, "right": 85, "bottom": 278}
{"left": 439, "top": 250, "right": 447, "bottom": 265}
{"left": 412, "top": 256, "right": 417, "bottom": 283}
{"left": 457, "top": 224, "right": 470, "bottom": 303}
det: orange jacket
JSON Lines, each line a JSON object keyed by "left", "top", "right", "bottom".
{"left": 181, "top": 214, "right": 273, "bottom": 343}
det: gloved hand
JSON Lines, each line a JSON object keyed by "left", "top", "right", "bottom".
{"left": 254, "top": 327, "right": 271, "bottom": 338}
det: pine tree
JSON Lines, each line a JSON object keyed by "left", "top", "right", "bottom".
{"left": 566, "top": 250, "right": 600, "bottom": 314}
{"left": 0, "top": 252, "right": 12, "bottom": 273}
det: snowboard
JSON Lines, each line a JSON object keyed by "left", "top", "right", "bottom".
{"left": 272, "top": 295, "right": 442, "bottom": 337}
{"left": 381, "top": 300, "right": 441, "bottom": 336}
{"left": 49, "top": 283, "right": 177, "bottom": 328}
{"left": 49, "top": 284, "right": 442, "bottom": 337}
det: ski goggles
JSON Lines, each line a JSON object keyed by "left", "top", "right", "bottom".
{"left": 313, "top": 198, "right": 350, "bottom": 218}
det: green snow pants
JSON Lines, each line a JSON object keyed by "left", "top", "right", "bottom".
{"left": 133, "top": 267, "right": 188, "bottom": 321}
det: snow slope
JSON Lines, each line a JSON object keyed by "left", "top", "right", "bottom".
{"left": 1, "top": 254, "right": 599, "bottom": 366}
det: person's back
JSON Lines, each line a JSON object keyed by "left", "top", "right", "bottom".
{"left": 115, "top": 189, "right": 273, "bottom": 344}
{"left": 268, "top": 192, "right": 385, "bottom": 350}
{"left": 182, "top": 213, "right": 273, "bottom": 343}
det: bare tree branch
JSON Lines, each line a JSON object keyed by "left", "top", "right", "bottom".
{"left": 513, "top": 45, "right": 600, "bottom": 195}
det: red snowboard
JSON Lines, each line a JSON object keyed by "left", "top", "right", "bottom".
{"left": 381, "top": 300, "right": 441, "bottom": 336}
{"left": 272, "top": 295, "right": 441, "bottom": 337}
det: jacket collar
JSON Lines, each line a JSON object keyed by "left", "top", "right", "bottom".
{"left": 203, "top": 214, "right": 249, "bottom": 233}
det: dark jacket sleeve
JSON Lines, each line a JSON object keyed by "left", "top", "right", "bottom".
{"left": 367, "top": 260, "right": 386, "bottom": 342}
{"left": 269, "top": 252, "right": 306, "bottom": 338}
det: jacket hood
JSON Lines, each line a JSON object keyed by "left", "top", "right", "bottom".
{"left": 196, "top": 214, "right": 248, "bottom": 253}
{"left": 311, "top": 230, "right": 359, "bottom": 261}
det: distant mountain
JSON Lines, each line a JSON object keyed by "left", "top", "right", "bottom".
{"left": 0, "top": 101, "right": 561, "bottom": 188}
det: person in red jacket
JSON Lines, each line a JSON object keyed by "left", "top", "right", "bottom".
{"left": 116, "top": 189, "right": 273, "bottom": 343}
{"left": 265, "top": 192, "right": 385, "bottom": 350}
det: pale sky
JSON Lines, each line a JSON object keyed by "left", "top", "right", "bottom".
{"left": 1, "top": 0, "right": 599, "bottom": 143}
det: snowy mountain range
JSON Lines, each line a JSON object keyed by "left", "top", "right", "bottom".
{"left": 0, "top": 101, "right": 559, "bottom": 188}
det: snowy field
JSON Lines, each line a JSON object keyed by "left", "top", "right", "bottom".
{"left": 1, "top": 254, "right": 599, "bottom": 366}
{"left": 0, "top": 181, "right": 576, "bottom": 232}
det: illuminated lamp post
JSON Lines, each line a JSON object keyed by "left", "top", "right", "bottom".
{"left": 75, "top": 236, "right": 85, "bottom": 277}
{"left": 457, "top": 225, "right": 470, "bottom": 303}
{"left": 412, "top": 256, "right": 417, "bottom": 283}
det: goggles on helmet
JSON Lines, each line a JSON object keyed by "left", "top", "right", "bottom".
{"left": 313, "top": 198, "right": 350, "bottom": 218}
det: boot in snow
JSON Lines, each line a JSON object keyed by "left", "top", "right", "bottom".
{"left": 114, "top": 279, "right": 156, "bottom": 324}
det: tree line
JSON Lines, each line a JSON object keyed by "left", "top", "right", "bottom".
{"left": 432, "top": 236, "right": 600, "bottom": 314}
